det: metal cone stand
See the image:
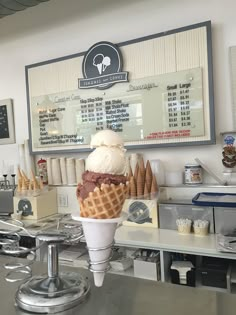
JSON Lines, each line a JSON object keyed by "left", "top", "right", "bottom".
{"left": 72, "top": 212, "right": 127, "bottom": 287}
{"left": 15, "top": 232, "right": 90, "bottom": 313}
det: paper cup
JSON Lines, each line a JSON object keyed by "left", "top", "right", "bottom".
{"left": 177, "top": 224, "right": 191, "bottom": 235}
{"left": 72, "top": 212, "right": 127, "bottom": 287}
{"left": 194, "top": 226, "right": 209, "bottom": 236}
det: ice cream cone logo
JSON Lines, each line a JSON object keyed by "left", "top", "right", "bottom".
{"left": 93, "top": 54, "right": 111, "bottom": 75}
{"left": 79, "top": 41, "right": 128, "bottom": 89}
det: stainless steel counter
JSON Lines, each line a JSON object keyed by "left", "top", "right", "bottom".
{"left": 0, "top": 256, "right": 236, "bottom": 315}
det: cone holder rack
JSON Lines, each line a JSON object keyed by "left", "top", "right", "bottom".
{"left": 0, "top": 216, "right": 114, "bottom": 313}
{"left": 88, "top": 242, "right": 114, "bottom": 273}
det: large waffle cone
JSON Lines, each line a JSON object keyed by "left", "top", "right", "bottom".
{"left": 79, "top": 183, "right": 128, "bottom": 219}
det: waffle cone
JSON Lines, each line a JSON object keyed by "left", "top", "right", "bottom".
{"left": 79, "top": 183, "right": 128, "bottom": 219}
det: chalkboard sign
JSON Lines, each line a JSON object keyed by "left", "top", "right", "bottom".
{"left": 26, "top": 21, "right": 214, "bottom": 153}
{"left": 0, "top": 105, "right": 9, "bottom": 139}
{"left": 0, "top": 99, "right": 15, "bottom": 145}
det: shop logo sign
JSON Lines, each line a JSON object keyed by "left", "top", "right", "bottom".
{"left": 79, "top": 41, "right": 128, "bottom": 89}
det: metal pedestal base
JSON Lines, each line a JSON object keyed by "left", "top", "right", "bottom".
{"left": 16, "top": 271, "right": 90, "bottom": 313}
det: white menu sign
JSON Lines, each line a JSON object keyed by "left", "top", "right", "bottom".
{"left": 30, "top": 68, "right": 204, "bottom": 152}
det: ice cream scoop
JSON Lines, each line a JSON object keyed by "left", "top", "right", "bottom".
{"left": 90, "top": 129, "right": 124, "bottom": 148}
{"left": 86, "top": 146, "right": 126, "bottom": 175}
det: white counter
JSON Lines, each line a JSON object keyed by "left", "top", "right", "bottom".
{"left": 115, "top": 226, "right": 236, "bottom": 259}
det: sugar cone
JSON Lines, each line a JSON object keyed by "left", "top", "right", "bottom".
{"left": 151, "top": 175, "right": 158, "bottom": 196}
{"left": 31, "top": 169, "right": 37, "bottom": 182}
{"left": 39, "top": 177, "right": 44, "bottom": 190}
{"left": 17, "top": 167, "right": 23, "bottom": 181}
{"left": 139, "top": 157, "right": 145, "bottom": 179}
{"left": 21, "top": 170, "right": 29, "bottom": 182}
{"left": 28, "top": 180, "right": 33, "bottom": 193}
{"left": 33, "top": 178, "right": 40, "bottom": 191}
{"left": 130, "top": 176, "right": 137, "bottom": 198}
{"left": 137, "top": 168, "right": 144, "bottom": 197}
{"left": 134, "top": 163, "right": 139, "bottom": 182}
{"left": 21, "top": 179, "right": 27, "bottom": 191}
{"left": 72, "top": 213, "right": 127, "bottom": 287}
{"left": 128, "top": 164, "right": 133, "bottom": 179}
{"left": 144, "top": 182, "right": 150, "bottom": 199}
{"left": 145, "top": 160, "right": 153, "bottom": 193}
{"left": 17, "top": 178, "right": 22, "bottom": 193}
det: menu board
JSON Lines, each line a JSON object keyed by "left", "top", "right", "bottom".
{"left": 30, "top": 68, "right": 204, "bottom": 152}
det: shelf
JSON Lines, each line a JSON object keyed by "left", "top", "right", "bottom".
{"left": 115, "top": 227, "right": 236, "bottom": 260}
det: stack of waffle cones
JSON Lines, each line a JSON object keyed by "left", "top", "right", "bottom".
{"left": 128, "top": 158, "right": 158, "bottom": 199}
{"left": 79, "top": 183, "right": 129, "bottom": 219}
{"left": 17, "top": 168, "right": 43, "bottom": 194}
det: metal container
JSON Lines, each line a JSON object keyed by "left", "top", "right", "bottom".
{"left": 184, "top": 164, "right": 202, "bottom": 185}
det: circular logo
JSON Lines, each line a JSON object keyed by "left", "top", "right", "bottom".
{"left": 82, "top": 41, "right": 123, "bottom": 89}
{"left": 128, "top": 201, "right": 152, "bottom": 224}
{"left": 18, "top": 199, "right": 32, "bottom": 216}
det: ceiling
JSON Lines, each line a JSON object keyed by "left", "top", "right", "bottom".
{"left": 0, "top": 0, "right": 50, "bottom": 18}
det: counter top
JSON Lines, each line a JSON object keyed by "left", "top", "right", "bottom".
{"left": 0, "top": 255, "right": 236, "bottom": 315}
{"left": 115, "top": 226, "right": 236, "bottom": 259}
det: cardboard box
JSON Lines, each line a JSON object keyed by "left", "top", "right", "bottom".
{"left": 122, "top": 198, "right": 158, "bottom": 228}
{"left": 14, "top": 188, "right": 57, "bottom": 220}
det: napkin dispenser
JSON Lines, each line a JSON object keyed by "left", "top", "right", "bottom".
{"left": 0, "top": 189, "right": 14, "bottom": 215}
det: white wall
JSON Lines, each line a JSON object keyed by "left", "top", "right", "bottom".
{"left": 0, "top": 0, "right": 235, "bottom": 185}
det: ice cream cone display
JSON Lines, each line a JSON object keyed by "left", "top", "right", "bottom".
{"left": 75, "top": 130, "right": 129, "bottom": 287}
{"left": 125, "top": 159, "right": 159, "bottom": 199}
{"left": 16, "top": 168, "right": 47, "bottom": 197}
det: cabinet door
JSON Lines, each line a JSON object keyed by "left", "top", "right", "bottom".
{"left": 159, "top": 204, "right": 214, "bottom": 233}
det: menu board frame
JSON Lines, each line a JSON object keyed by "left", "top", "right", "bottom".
{"left": 0, "top": 99, "right": 15, "bottom": 145}
{"left": 26, "top": 21, "right": 215, "bottom": 154}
